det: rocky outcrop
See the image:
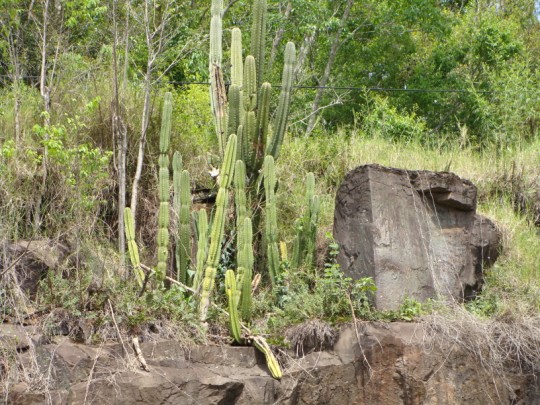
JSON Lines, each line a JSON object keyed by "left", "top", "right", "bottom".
{"left": 1, "top": 239, "right": 70, "bottom": 298}
{"left": 4, "top": 322, "right": 539, "bottom": 404}
{"left": 333, "top": 164, "right": 500, "bottom": 310}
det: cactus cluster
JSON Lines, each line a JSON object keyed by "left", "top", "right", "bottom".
{"left": 209, "top": 0, "right": 296, "bottom": 182}
{"left": 123, "top": 0, "right": 298, "bottom": 382}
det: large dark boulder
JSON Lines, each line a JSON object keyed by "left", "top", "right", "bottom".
{"left": 333, "top": 164, "right": 500, "bottom": 310}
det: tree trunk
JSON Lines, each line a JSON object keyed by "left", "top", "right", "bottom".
{"left": 267, "top": 1, "right": 292, "bottom": 74}
{"left": 130, "top": 67, "right": 152, "bottom": 230}
{"left": 112, "top": 0, "right": 127, "bottom": 267}
{"left": 305, "top": 0, "right": 353, "bottom": 136}
{"left": 34, "top": 0, "right": 51, "bottom": 233}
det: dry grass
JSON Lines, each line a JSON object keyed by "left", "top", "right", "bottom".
{"left": 424, "top": 306, "right": 540, "bottom": 378}
{"left": 285, "top": 319, "right": 337, "bottom": 356}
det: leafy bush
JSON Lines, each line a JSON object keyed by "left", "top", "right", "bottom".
{"left": 360, "top": 95, "right": 428, "bottom": 143}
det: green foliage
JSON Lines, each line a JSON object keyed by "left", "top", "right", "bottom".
{"left": 360, "top": 94, "right": 428, "bottom": 143}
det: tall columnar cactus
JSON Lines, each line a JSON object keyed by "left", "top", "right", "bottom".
{"left": 124, "top": 207, "right": 144, "bottom": 287}
{"left": 266, "top": 42, "right": 296, "bottom": 160}
{"left": 237, "top": 217, "right": 254, "bottom": 323}
{"left": 234, "top": 160, "right": 249, "bottom": 228}
{"left": 231, "top": 27, "right": 243, "bottom": 89}
{"left": 199, "top": 134, "right": 237, "bottom": 321}
{"left": 291, "top": 172, "right": 320, "bottom": 270}
{"left": 209, "top": 0, "right": 227, "bottom": 155}
{"left": 192, "top": 209, "right": 208, "bottom": 292}
{"left": 173, "top": 152, "right": 182, "bottom": 279}
{"left": 156, "top": 92, "right": 172, "bottom": 283}
{"left": 225, "top": 269, "right": 242, "bottom": 343}
{"left": 263, "top": 156, "right": 279, "bottom": 286}
{"left": 250, "top": 0, "right": 267, "bottom": 89}
{"left": 176, "top": 170, "right": 191, "bottom": 284}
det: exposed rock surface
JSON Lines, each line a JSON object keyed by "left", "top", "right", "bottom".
{"left": 3, "top": 322, "right": 539, "bottom": 404}
{"left": 1, "top": 239, "right": 70, "bottom": 298}
{"left": 333, "top": 164, "right": 500, "bottom": 310}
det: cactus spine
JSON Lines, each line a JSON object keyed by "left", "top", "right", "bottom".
{"left": 156, "top": 92, "right": 172, "bottom": 283}
{"left": 124, "top": 207, "right": 144, "bottom": 287}
{"left": 199, "top": 134, "right": 237, "bottom": 321}
{"left": 225, "top": 269, "right": 242, "bottom": 343}
{"left": 263, "top": 156, "right": 279, "bottom": 286}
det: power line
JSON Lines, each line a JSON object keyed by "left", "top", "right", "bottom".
{"left": 0, "top": 74, "right": 515, "bottom": 94}
{"left": 165, "top": 80, "right": 495, "bottom": 94}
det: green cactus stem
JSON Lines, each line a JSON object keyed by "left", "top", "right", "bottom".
{"left": 177, "top": 169, "right": 191, "bottom": 284}
{"left": 225, "top": 269, "right": 242, "bottom": 343}
{"left": 250, "top": 0, "right": 267, "bottom": 89}
{"left": 254, "top": 82, "right": 271, "bottom": 173}
{"left": 231, "top": 27, "right": 243, "bottom": 88}
{"left": 252, "top": 335, "right": 282, "bottom": 379}
{"left": 291, "top": 172, "right": 320, "bottom": 269}
{"left": 267, "top": 42, "right": 296, "bottom": 160}
{"left": 199, "top": 134, "right": 237, "bottom": 320}
{"left": 209, "top": 0, "right": 227, "bottom": 155}
{"left": 155, "top": 93, "right": 172, "bottom": 283}
{"left": 263, "top": 156, "right": 279, "bottom": 286}
{"left": 227, "top": 84, "right": 241, "bottom": 140}
{"left": 192, "top": 209, "right": 208, "bottom": 292}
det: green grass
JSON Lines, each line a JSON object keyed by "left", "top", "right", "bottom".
{"left": 278, "top": 127, "right": 540, "bottom": 316}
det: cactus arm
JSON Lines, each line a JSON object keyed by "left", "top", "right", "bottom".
{"left": 209, "top": 0, "right": 227, "bottom": 155}
{"left": 231, "top": 28, "right": 243, "bottom": 88}
{"left": 252, "top": 335, "right": 282, "bottom": 379}
{"left": 254, "top": 82, "right": 271, "bottom": 173}
{"left": 267, "top": 42, "right": 296, "bottom": 159}
{"left": 250, "top": 0, "right": 267, "bottom": 89}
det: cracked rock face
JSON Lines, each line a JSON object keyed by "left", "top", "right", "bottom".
{"left": 333, "top": 164, "right": 500, "bottom": 310}
{"left": 4, "top": 323, "right": 539, "bottom": 404}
